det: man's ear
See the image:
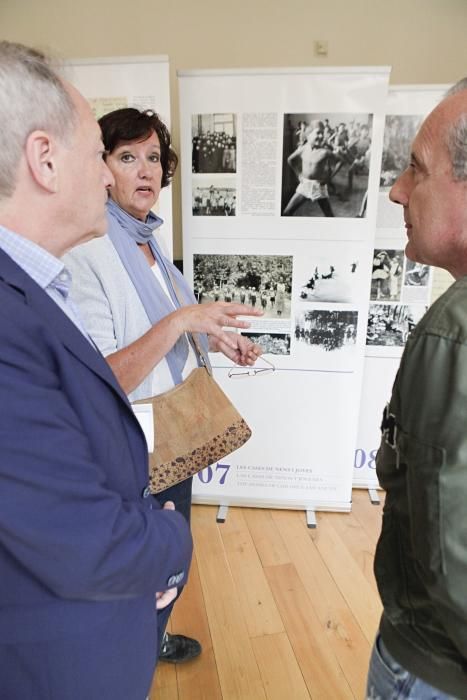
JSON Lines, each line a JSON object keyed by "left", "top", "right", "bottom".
{"left": 24, "top": 130, "right": 60, "bottom": 193}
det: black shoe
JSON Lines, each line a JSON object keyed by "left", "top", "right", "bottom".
{"left": 159, "top": 632, "right": 202, "bottom": 664}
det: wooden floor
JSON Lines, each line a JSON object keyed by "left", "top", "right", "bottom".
{"left": 150, "top": 488, "right": 384, "bottom": 700}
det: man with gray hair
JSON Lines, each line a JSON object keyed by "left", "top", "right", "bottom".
{"left": 366, "top": 81, "right": 467, "bottom": 699}
{"left": 0, "top": 41, "right": 192, "bottom": 700}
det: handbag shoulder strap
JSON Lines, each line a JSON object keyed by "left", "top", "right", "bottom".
{"left": 164, "top": 267, "right": 212, "bottom": 374}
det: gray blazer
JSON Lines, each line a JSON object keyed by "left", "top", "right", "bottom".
{"left": 64, "top": 235, "right": 154, "bottom": 402}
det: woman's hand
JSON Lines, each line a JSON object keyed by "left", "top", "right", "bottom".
{"left": 105, "top": 302, "right": 262, "bottom": 395}
{"left": 173, "top": 302, "right": 263, "bottom": 352}
{"left": 209, "top": 331, "right": 262, "bottom": 365}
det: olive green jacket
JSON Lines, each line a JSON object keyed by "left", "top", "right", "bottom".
{"left": 375, "top": 277, "right": 467, "bottom": 699}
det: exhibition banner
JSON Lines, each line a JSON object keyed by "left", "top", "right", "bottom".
{"left": 68, "top": 56, "right": 174, "bottom": 254}
{"left": 179, "top": 67, "right": 390, "bottom": 511}
{"left": 353, "top": 85, "right": 451, "bottom": 489}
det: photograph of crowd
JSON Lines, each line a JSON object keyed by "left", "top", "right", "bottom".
{"left": 370, "top": 249, "right": 405, "bottom": 301}
{"left": 298, "top": 258, "right": 360, "bottom": 303}
{"left": 192, "top": 176, "right": 236, "bottom": 216}
{"left": 295, "top": 310, "right": 358, "bottom": 352}
{"left": 192, "top": 113, "right": 237, "bottom": 174}
{"left": 404, "top": 259, "right": 430, "bottom": 287}
{"left": 241, "top": 331, "right": 291, "bottom": 355}
{"left": 281, "top": 113, "right": 373, "bottom": 218}
{"left": 193, "top": 254, "right": 293, "bottom": 319}
{"left": 366, "top": 303, "right": 426, "bottom": 347}
{"left": 379, "top": 114, "right": 423, "bottom": 189}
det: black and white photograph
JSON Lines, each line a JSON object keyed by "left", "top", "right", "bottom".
{"left": 192, "top": 176, "right": 236, "bottom": 216}
{"left": 241, "top": 331, "right": 291, "bottom": 356}
{"left": 404, "top": 259, "right": 430, "bottom": 287}
{"left": 294, "top": 309, "right": 359, "bottom": 367}
{"left": 297, "top": 257, "right": 360, "bottom": 304}
{"left": 379, "top": 114, "right": 423, "bottom": 189}
{"left": 192, "top": 113, "right": 237, "bottom": 174}
{"left": 281, "top": 113, "right": 373, "bottom": 218}
{"left": 366, "top": 303, "right": 426, "bottom": 347}
{"left": 370, "top": 249, "right": 405, "bottom": 301}
{"left": 193, "top": 254, "right": 293, "bottom": 319}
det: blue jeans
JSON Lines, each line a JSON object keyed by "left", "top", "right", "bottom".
{"left": 366, "top": 633, "right": 459, "bottom": 699}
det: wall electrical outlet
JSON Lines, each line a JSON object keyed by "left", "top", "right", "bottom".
{"left": 315, "top": 40, "right": 329, "bottom": 57}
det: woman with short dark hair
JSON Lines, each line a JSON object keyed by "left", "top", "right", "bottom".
{"left": 65, "top": 107, "right": 261, "bottom": 668}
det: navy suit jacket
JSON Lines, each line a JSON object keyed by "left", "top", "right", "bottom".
{"left": 0, "top": 249, "right": 193, "bottom": 699}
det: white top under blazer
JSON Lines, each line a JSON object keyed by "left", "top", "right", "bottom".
{"left": 64, "top": 234, "right": 198, "bottom": 403}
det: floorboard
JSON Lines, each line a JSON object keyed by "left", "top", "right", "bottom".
{"left": 151, "top": 490, "right": 384, "bottom": 698}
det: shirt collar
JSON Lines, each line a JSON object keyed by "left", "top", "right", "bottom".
{"left": 0, "top": 225, "right": 66, "bottom": 291}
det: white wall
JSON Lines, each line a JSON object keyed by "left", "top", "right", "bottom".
{"left": 2, "top": 0, "right": 466, "bottom": 255}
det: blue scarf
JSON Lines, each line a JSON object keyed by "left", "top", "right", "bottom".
{"left": 106, "top": 199, "right": 207, "bottom": 385}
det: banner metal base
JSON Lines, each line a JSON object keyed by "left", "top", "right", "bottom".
{"left": 306, "top": 509, "right": 317, "bottom": 529}
{"left": 216, "top": 505, "right": 229, "bottom": 523}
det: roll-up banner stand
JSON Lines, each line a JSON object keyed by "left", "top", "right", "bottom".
{"left": 353, "top": 85, "right": 453, "bottom": 491}
{"left": 179, "top": 66, "right": 390, "bottom": 512}
{"left": 68, "top": 56, "right": 174, "bottom": 255}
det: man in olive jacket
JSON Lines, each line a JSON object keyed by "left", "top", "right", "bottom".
{"left": 367, "top": 80, "right": 467, "bottom": 699}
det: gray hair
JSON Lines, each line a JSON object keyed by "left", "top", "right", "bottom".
{"left": 445, "top": 77, "right": 467, "bottom": 181}
{"left": 0, "top": 41, "right": 77, "bottom": 199}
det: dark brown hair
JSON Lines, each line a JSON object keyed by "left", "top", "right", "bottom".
{"left": 98, "top": 108, "right": 178, "bottom": 188}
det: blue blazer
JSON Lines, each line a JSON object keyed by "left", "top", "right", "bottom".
{"left": 0, "top": 249, "right": 193, "bottom": 700}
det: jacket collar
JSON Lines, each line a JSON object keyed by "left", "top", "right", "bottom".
{"left": 0, "top": 247, "right": 130, "bottom": 407}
